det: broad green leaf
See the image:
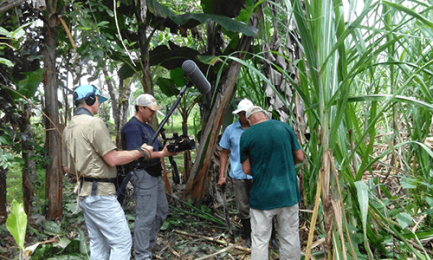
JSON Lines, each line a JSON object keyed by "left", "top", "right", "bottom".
{"left": 43, "top": 221, "right": 63, "bottom": 236}
{"left": 354, "top": 181, "right": 373, "bottom": 257}
{"left": 354, "top": 181, "right": 369, "bottom": 232}
{"left": 401, "top": 181, "right": 417, "bottom": 189}
{"left": 11, "top": 21, "right": 34, "bottom": 40}
{"left": 0, "top": 136, "right": 12, "bottom": 145}
{"left": 78, "top": 229, "right": 89, "bottom": 255}
{"left": 148, "top": 0, "right": 258, "bottom": 36}
{"left": 17, "top": 69, "right": 46, "bottom": 99}
{"left": 54, "top": 237, "right": 71, "bottom": 249}
{"left": 396, "top": 213, "right": 413, "bottom": 230}
{"left": 426, "top": 197, "right": 433, "bottom": 208}
{"left": 156, "top": 78, "right": 180, "bottom": 97}
{"left": 236, "top": 0, "right": 257, "bottom": 24}
{"left": 0, "top": 26, "right": 11, "bottom": 37}
{"left": 118, "top": 42, "right": 201, "bottom": 79}
{"left": 170, "top": 67, "right": 186, "bottom": 87}
{"left": 6, "top": 200, "right": 27, "bottom": 250}
{"left": 0, "top": 58, "right": 13, "bottom": 67}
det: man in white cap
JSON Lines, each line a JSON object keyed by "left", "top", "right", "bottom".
{"left": 121, "top": 94, "right": 176, "bottom": 260}
{"left": 240, "top": 106, "right": 304, "bottom": 260}
{"left": 63, "top": 85, "right": 154, "bottom": 259}
{"left": 218, "top": 98, "right": 255, "bottom": 247}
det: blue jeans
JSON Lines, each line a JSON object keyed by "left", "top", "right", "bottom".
{"left": 79, "top": 195, "right": 132, "bottom": 260}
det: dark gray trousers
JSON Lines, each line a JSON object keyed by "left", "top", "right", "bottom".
{"left": 132, "top": 170, "right": 168, "bottom": 260}
{"left": 232, "top": 178, "right": 254, "bottom": 219}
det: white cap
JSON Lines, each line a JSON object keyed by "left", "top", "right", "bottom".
{"left": 135, "top": 94, "right": 162, "bottom": 111}
{"left": 246, "top": 105, "right": 266, "bottom": 119}
{"left": 232, "top": 98, "right": 254, "bottom": 114}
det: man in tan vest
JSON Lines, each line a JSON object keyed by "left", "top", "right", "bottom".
{"left": 63, "top": 85, "right": 153, "bottom": 259}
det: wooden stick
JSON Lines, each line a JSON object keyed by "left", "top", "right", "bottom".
{"left": 214, "top": 212, "right": 242, "bottom": 228}
{"left": 168, "top": 246, "right": 181, "bottom": 258}
{"left": 173, "top": 229, "right": 251, "bottom": 253}
{"left": 39, "top": 238, "right": 57, "bottom": 244}
{"left": 194, "top": 244, "right": 237, "bottom": 260}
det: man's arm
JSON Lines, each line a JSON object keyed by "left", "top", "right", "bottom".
{"left": 293, "top": 149, "right": 304, "bottom": 164}
{"left": 242, "top": 158, "right": 251, "bottom": 175}
{"left": 148, "top": 144, "right": 176, "bottom": 159}
{"left": 103, "top": 144, "right": 154, "bottom": 167}
{"left": 218, "top": 149, "right": 230, "bottom": 185}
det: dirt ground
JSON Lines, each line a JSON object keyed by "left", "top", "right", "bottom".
{"left": 0, "top": 183, "right": 313, "bottom": 260}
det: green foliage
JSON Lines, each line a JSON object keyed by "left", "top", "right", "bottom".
{"left": 0, "top": 21, "right": 34, "bottom": 67}
{"left": 6, "top": 200, "right": 27, "bottom": 250}
{"left": 14, "top": 69, "right": 46, "bottom": 99}
{"left": 30, "top": 239, "right": 86, "bottom": 260}
{"left": 148, "top": 0, "right": 258, "bottom": 36}
{"left": 0, "top": 149, "right": 14, "bottom": 169}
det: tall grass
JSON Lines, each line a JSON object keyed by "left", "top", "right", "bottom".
{"left": 219, "top": 0, "right": 433, "bottom": 258}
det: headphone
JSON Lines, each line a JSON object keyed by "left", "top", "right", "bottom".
{"left": 73, "top": 85, "right": 97, "bottom": 106}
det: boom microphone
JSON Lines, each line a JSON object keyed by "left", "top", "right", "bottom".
{"left": 182, "top": 60, "right": 211, "bottom": 94}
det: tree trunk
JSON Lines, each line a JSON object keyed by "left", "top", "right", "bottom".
{"left": 118, "top": 79, "right": 131, "bottom": 148}
{"left": 19, "top": 104, "right": 37, "bottom": 218}
{"left": 0, "top": 166, "right": 7, "bottom": 225}
{"left": 104, "top": 69, "right": 131, "bottom": 149}
{"left": 184, "top": 17, "right": 260, "bottom": 202}
{"left": 43, "top": 0, "right": 62, "bottom": 220}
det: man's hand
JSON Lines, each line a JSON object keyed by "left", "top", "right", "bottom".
{"left": 141, "top": 144, "right": 153, "bottom": 153}
{"left": 218, "top": 176, "right": 227, "bottom": 186}
{"left": 161, "top": 144, "right": 178, "bottom": 157}
{"left": 139, "top": 144, "right": 154, "bottom": 158}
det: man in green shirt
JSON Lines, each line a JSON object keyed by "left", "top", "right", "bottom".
{"left": 240, "top": 106, "right": 304, "bottom": 260}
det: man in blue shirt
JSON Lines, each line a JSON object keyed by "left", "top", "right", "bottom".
{"left": 121, "top": 94, "right": 176, "bottom": 260}
{"left": 218, "top": 98, "right": 254, "bottom": 247}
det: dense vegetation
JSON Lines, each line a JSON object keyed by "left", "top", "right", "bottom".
{"left": 2, "top": 0, "right": 433, "bottom": 259}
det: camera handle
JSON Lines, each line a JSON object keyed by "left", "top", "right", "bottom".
{"left": 160, "top": 129, "right": 180, "bottom": 184}
{"left": 117, "top": 83, "right": 192, "bottom": 197}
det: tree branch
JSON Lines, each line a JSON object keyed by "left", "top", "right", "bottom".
{"left": 0, "top": 0, "right": 26, "bottom": 13}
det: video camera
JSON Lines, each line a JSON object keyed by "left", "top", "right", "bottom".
{"left": 166, "top": 133, "right": 196, "bottom": 153}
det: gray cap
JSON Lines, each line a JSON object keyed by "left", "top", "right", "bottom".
{"left": 135, "top": 94, "right": 162, "bottom": 111}
{"left": 246, "top": 105, "right": 266, "bottom": 119}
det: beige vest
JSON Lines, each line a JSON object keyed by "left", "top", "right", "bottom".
{"left": 62, "top": 114, "right": 117, "bottom": 197}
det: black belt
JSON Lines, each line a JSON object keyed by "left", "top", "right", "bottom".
{"left": 82, "top": 177, "right": 116, "bottom": 183}
{"left": 80, "top": 177, "right": 116, "bottom": 196}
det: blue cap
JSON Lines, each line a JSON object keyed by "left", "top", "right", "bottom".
{"left": 74, "top": 85, "right": 108, "bottom": 104}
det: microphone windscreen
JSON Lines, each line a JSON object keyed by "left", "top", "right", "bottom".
{"left": 182, "top": 60, "right": 211, "bottom": 94}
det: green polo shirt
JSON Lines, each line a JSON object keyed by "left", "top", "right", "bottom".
{"left": 240, "top": 120, "right": 301, "bottom": 210}
{"left": 62, "top": 113, "right": 117, "bottom": 197}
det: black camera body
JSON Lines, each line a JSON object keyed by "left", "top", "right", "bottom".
{"left": 166, "top": 133, "right": 196, "bottom": 153}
